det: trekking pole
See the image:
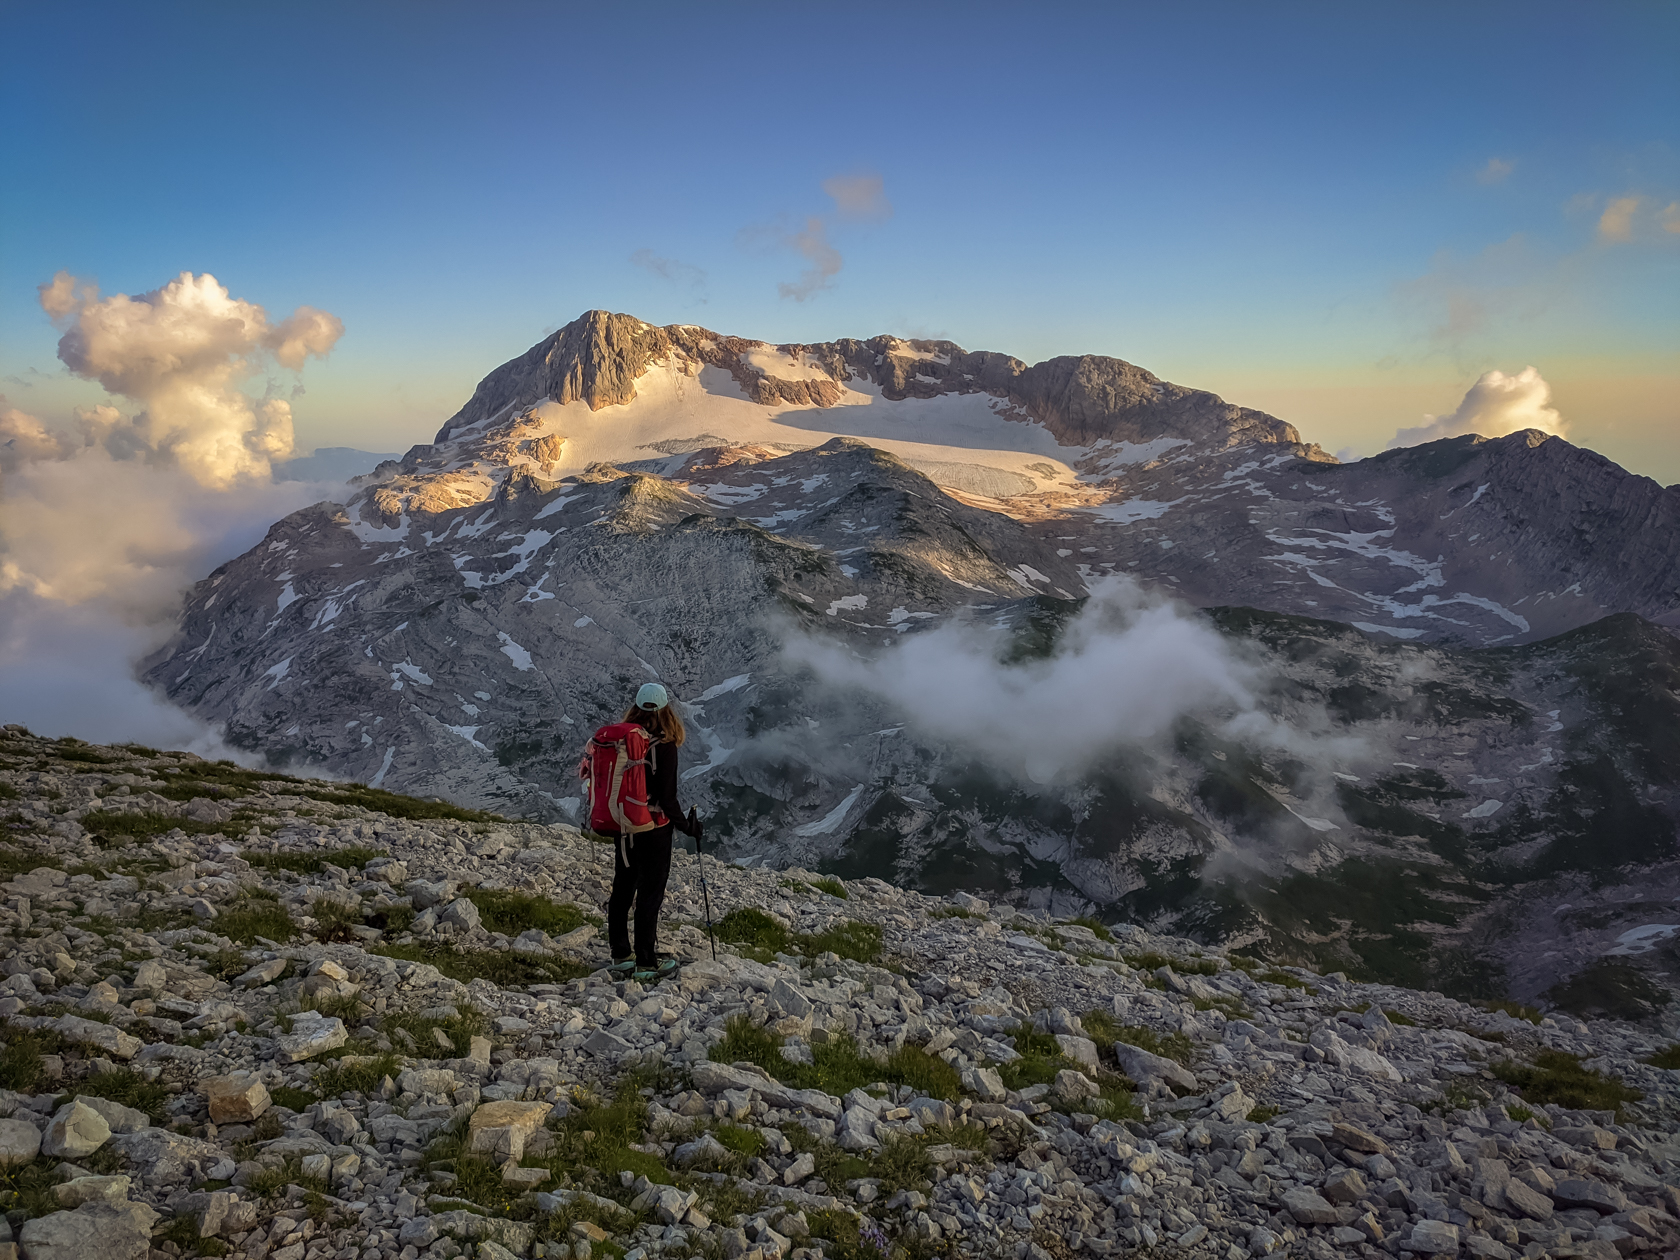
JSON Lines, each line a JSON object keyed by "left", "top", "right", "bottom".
{"left": 690, "top": 806, "right": 717, "bottom": 961}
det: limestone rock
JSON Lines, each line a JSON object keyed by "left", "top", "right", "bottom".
{"left": 204, "top": 1074, "right": 271, "bottom": 1124}
{"left": 41, "top": 1099, "right": 111, "bottom": 1159}
{"left": 53, "top": 1174, "right": 131, "bottom": 1208}
{"left": 273, "top": 1015, "right": 348, "bottom": 1061}
{"left": 16, "top": 1200, "right": 159, "bottom": 1260}
{"left": 467, "top": 1100, "right": 551, "bottom": 1161}
{"left": 0, "top": 1117, "right": 41, "bottom": 1167}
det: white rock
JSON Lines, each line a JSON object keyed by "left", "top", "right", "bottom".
{"left": 42, "top": 1099, "right": 112, "bottom": 1159}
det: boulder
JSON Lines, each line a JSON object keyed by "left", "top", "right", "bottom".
{"left": 962, "top": 1067, "right": 1006, "bottom": 1102}
{"left": 17, "top": 1200, "right": 159, "bottom": 1260}
{"left": 1054, "top": 1034, "right": 1100, "bottom": 1071}
{"left": 1402, "top": 1220, "right": 1460, "bottom": 1254}
{"left": 906, "top": 1097, "right": 955, "bottom": 1129}
{"left": 130, "top": 960, "right": 167, "bottom": 995}
{"left": 1550, "top": 1178, "right": 1627, "bottom": 1214}
{"left": 1281, "top": 1188, "right": 1339, "bottom": 1226}
{"left": 407, "top": 879, "right": 457, "bottom": 909}
{"left": 108, "top": 1128, "right": 223, "bottom": 1182}
{"left": 439, "top": 898, "right": 481, "bottom": 931}
{"left": 41, "top": 1099, "right": 111, "bottom": 1159}
{"left": 0, "top": 1117, "right": 41, "bottom": 1167}
{"left": 71, "top": 1095, "right": 149, "bottom": 1136}
{"left": 467, "top": 1100, "right": 552, "bottom": 1161}
{"left": 53, "top": 1174, "right": 131, "bottom": 1207}
{"left": 273, "top": 1015, "right": 348, "bottom": 1061}
{"left": 49, "top": 1015, "right": 141, "bottom": 1061}
{"left": 1053, "top": 1069, "right": 1100, "bottom": 1102}
{"left": 1501, "top": 1176, "right": 1553, "bottom": 1221}
{"left": 1111, "top": 1042, "right": 1196, "bottom": 1095}
{"left": 203, "top": 1074, "right": 271, "bottom": 1124}
{"left": 233, "top": 958, "right": 287, "bottom": 988}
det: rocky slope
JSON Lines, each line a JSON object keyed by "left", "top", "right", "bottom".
{"left": 1, "top": 730, "right": 1678, "bottom": 1260}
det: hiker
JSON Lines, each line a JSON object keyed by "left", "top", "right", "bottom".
{"left": 583, "top": 683, "right": 701, "bottom": 982}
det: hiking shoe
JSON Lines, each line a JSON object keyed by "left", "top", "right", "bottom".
{"left": 607, "top": 957, "right": 635, "bottom": 979}
{"left": 634, "top": 957, "right": 681, "bottom": 984}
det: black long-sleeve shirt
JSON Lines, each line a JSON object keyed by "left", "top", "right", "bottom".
{"left": 647, "top": 737, "right": 694, "bottom": 835}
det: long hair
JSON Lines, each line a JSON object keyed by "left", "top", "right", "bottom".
{"left": 624, "top": 701, "right": 686, "bottom": 747}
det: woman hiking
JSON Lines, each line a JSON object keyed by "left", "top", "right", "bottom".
{"left": 582, "top": 683, "right": 701, "bottom": 983}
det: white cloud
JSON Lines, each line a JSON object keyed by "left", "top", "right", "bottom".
{"left": 788, "top": 577, "right": 1356, "bottom": 786}
{"left": 822, "top": 172, "right": 893, "bottom": 222}
{"left": 1386, "top": 365, "right": 1564, "bottom": 450}
{"left": 777, "top": 217, "right": 844, "bottom": 302}
{"left": 1475, "top": 157, "right": 1514, "bottom": 185}
{"left": 1, "top": 271, "right": 348, "bottom": 753}
{"left": 1597, "top": 196, "right": 1641, "bottom": 243}
{"left": 1661, "top": 201, "right": 1680, "bottom": 235}
{"left": 37, "top": 270, "right": 343, "bottom": 487}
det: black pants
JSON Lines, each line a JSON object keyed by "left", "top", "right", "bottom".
{"left": 606, "top": 823, "right": 673, "bottom": 966}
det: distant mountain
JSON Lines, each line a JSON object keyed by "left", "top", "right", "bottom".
{"left": 142, "top": 311, "right": 1680, "bottom": 1016}
{"left": 272, "top": 446, "right": 399, "bottom": 484}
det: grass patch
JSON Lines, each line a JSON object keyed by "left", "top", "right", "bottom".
{"left": 243, "top": 845, "right": 387, "bottom": 875}
{"left": 1385, "top": 1009, "right": 1417, "bottom": 1026}
{"left": 383, "top": 1003, "right": 488, "bottom": 1056}
{"left": 64, "top": 1068, "right": 170, "bottom": 1123}
{"left": 1062, "top": 915, "right": 1113, "bottom": 943}
{"left": 216, "top": 889, "right": 298, "bottom": 944}
{"left": 712, "top": 909, "right": 883, "bottom": 966}
{"left": 1478, "top": 998, "right": 1543, "bottom": 1025}
{"left": 463, "top": 887, "right": 594, "bottom": 937}
{"left": 1492, "top": 1049, "right": 1644, "bottom": 1117}
{"left": 1125, "top": 950, "right": 1219, "bottom": 977}
{"left": 714, "top": 1122, "right": 766, "bottom": 1158}
{"left": 268, "top": 1085, "right": 316, "bottom": 1112}
{"left": 310, "top": 898, "right": 363, "bottom": 943}
{"left": 710, "top": 1015, "right": 962, "bottom": 1100}
{"left": 931, "top": 906, "right": 978, "bottom": 920}
{"left": 301, "top": 783, "right": 506, "bottom": 824}
{"left": 373, "top": 941, "right": 590, "bottom": 987}
{"left": 1546, "top": 959, "right": 1672, "bottom": 1023}
{"left": 79, "top": 809, "right": 228, "bottom": 847}
{"left": 809, "top": 876, "right": 849, "bottom": 899}
{"left": 1644, "top": 1044, "right": 1680, "bottom": 1070}
{"left": 313, "top": 1052, "right": 401, "bottom": 1098}
{"left": 1080, "top": 1010, "right": 1194, "bottom": 1067}
{"left": 1247, "top": 1104, "right": 1282, "bottom": 1124}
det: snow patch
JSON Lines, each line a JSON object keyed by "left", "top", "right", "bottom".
{"left": 497, "top": 632, "right": 535, "bottom": 671}
{"left": 793, "top": 783, "right": 866, "bottom": 837}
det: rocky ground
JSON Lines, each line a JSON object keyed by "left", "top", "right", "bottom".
{"left": 2, "top": 728, "right": 1678, "bottom": 1260}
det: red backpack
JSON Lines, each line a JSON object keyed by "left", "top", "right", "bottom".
{"left": 579, "top": 722, "right": 666, "bottom": 835}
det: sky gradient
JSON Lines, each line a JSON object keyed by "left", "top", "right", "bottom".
{"left": 3, "top": 1, "right": 1677, "bottom": 480}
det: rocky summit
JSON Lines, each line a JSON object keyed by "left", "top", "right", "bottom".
{"left": 131, "top": 312, "right": 1680, "bottom": 1018}
{"left": 1, "top": 729, "right": 1679, "bottom": 1260}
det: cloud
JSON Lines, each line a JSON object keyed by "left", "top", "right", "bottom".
{"left": 1, "top": 271, "right": 348, "bottom": 754}
{"left": 822, "top": 172, "right": 893, "bottom": 222}
{"left": 776, "top": 218, "right": 844, "bottom": 302}
{"left": 1598, "top": 196, "right": 1641, "bottom": 243}
{"left": 1385, "top": 365, "right": 1564, "bottom": 449}
{"left": 787, "top": 577, "right": 1357, "bottom": 787}
{"left": 36, "top": 270, "right": 343, "bottom": 487}
{"left": 1662, "top": 202, "right": 1680, "bottom": 235}
{"left": 746, "top": 173, "right": 891, "bottom": 302}
{"left": 1476, "top": 157, "right": 1515, "bottom": 185}
{"left": 630, "top": 249, "right": 708, "bottom": 301}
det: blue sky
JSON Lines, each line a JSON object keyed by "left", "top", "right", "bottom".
{"left": 3, "top": 1, "right": 1677, "bottom": 478}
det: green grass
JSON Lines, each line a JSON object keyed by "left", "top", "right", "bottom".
{"left": 1503, "top": 1102, "right": 1545, "bottom": 1125}
{"left": 463, "top": 887, "right": 594, "bottom": 937}
{"left": 1080, "top": 1009, "right": 1194, "bottom": 1067}
{"left": 303, "top": 783, "right": 506, "bottom": 823}
{"left": 1062, "top": 915, "right": 1113, "bottom": 943}
{"left": 373, "top": 941, "right": 590, "bottom": 987}
{"left": 1546, "top": 960, "right": 1672, "bottom": 1023}
{"left": 79, "top": 809, "right": 229, "bottom": 847}
{"left": 383, "top": 1003, "right": 489, "bottom": 1056}
{"left": 1645, "top": 1044, "right": 1680, "bottom": 1070}
{"left": 1247, "top": 1104, "right": 1281, "bottom": 1124}
{"left": 713, "top": 1123, "right": 766, "bottom": 1158}
{"left": 1479, "top": 998, "right": 1543, "bottom": 1025}
{"left": 808, "top": 876, "right": 849, "bottom": 900}
{"left": 269, "top": 1085, "right": 316, "bottom": 1112}
{"left": 216, "top": 889, "right": 299, "bottom": 944}
{"left": 0, "top": 1031, "right": 56, "bottom": 1091}
{"left": 153, "top": 759, "right": 507, "bottom": 824}
{"left": 1492, "top": 1049, "right": 1644, "bottom": 1118}
{"left": 712, "top": 908, "right": 884, "bottom": 966}
{"left": 710, "top": 1015, "right": 962, "bottom": 1100}
{"left": 1125, "top": 950, "right": 1219, "bottom": 976}
{"left": 311, "top": 898, "right": 363, "bottom": 943}
{"left": 243, "top": 845, "right": 388, "bottom": 874}
{"left": 63, "top": 1068, "right": 171, "bottom": 1122}
{"left": 313, "top": 1052, "right": 402, "bottom": 1099}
